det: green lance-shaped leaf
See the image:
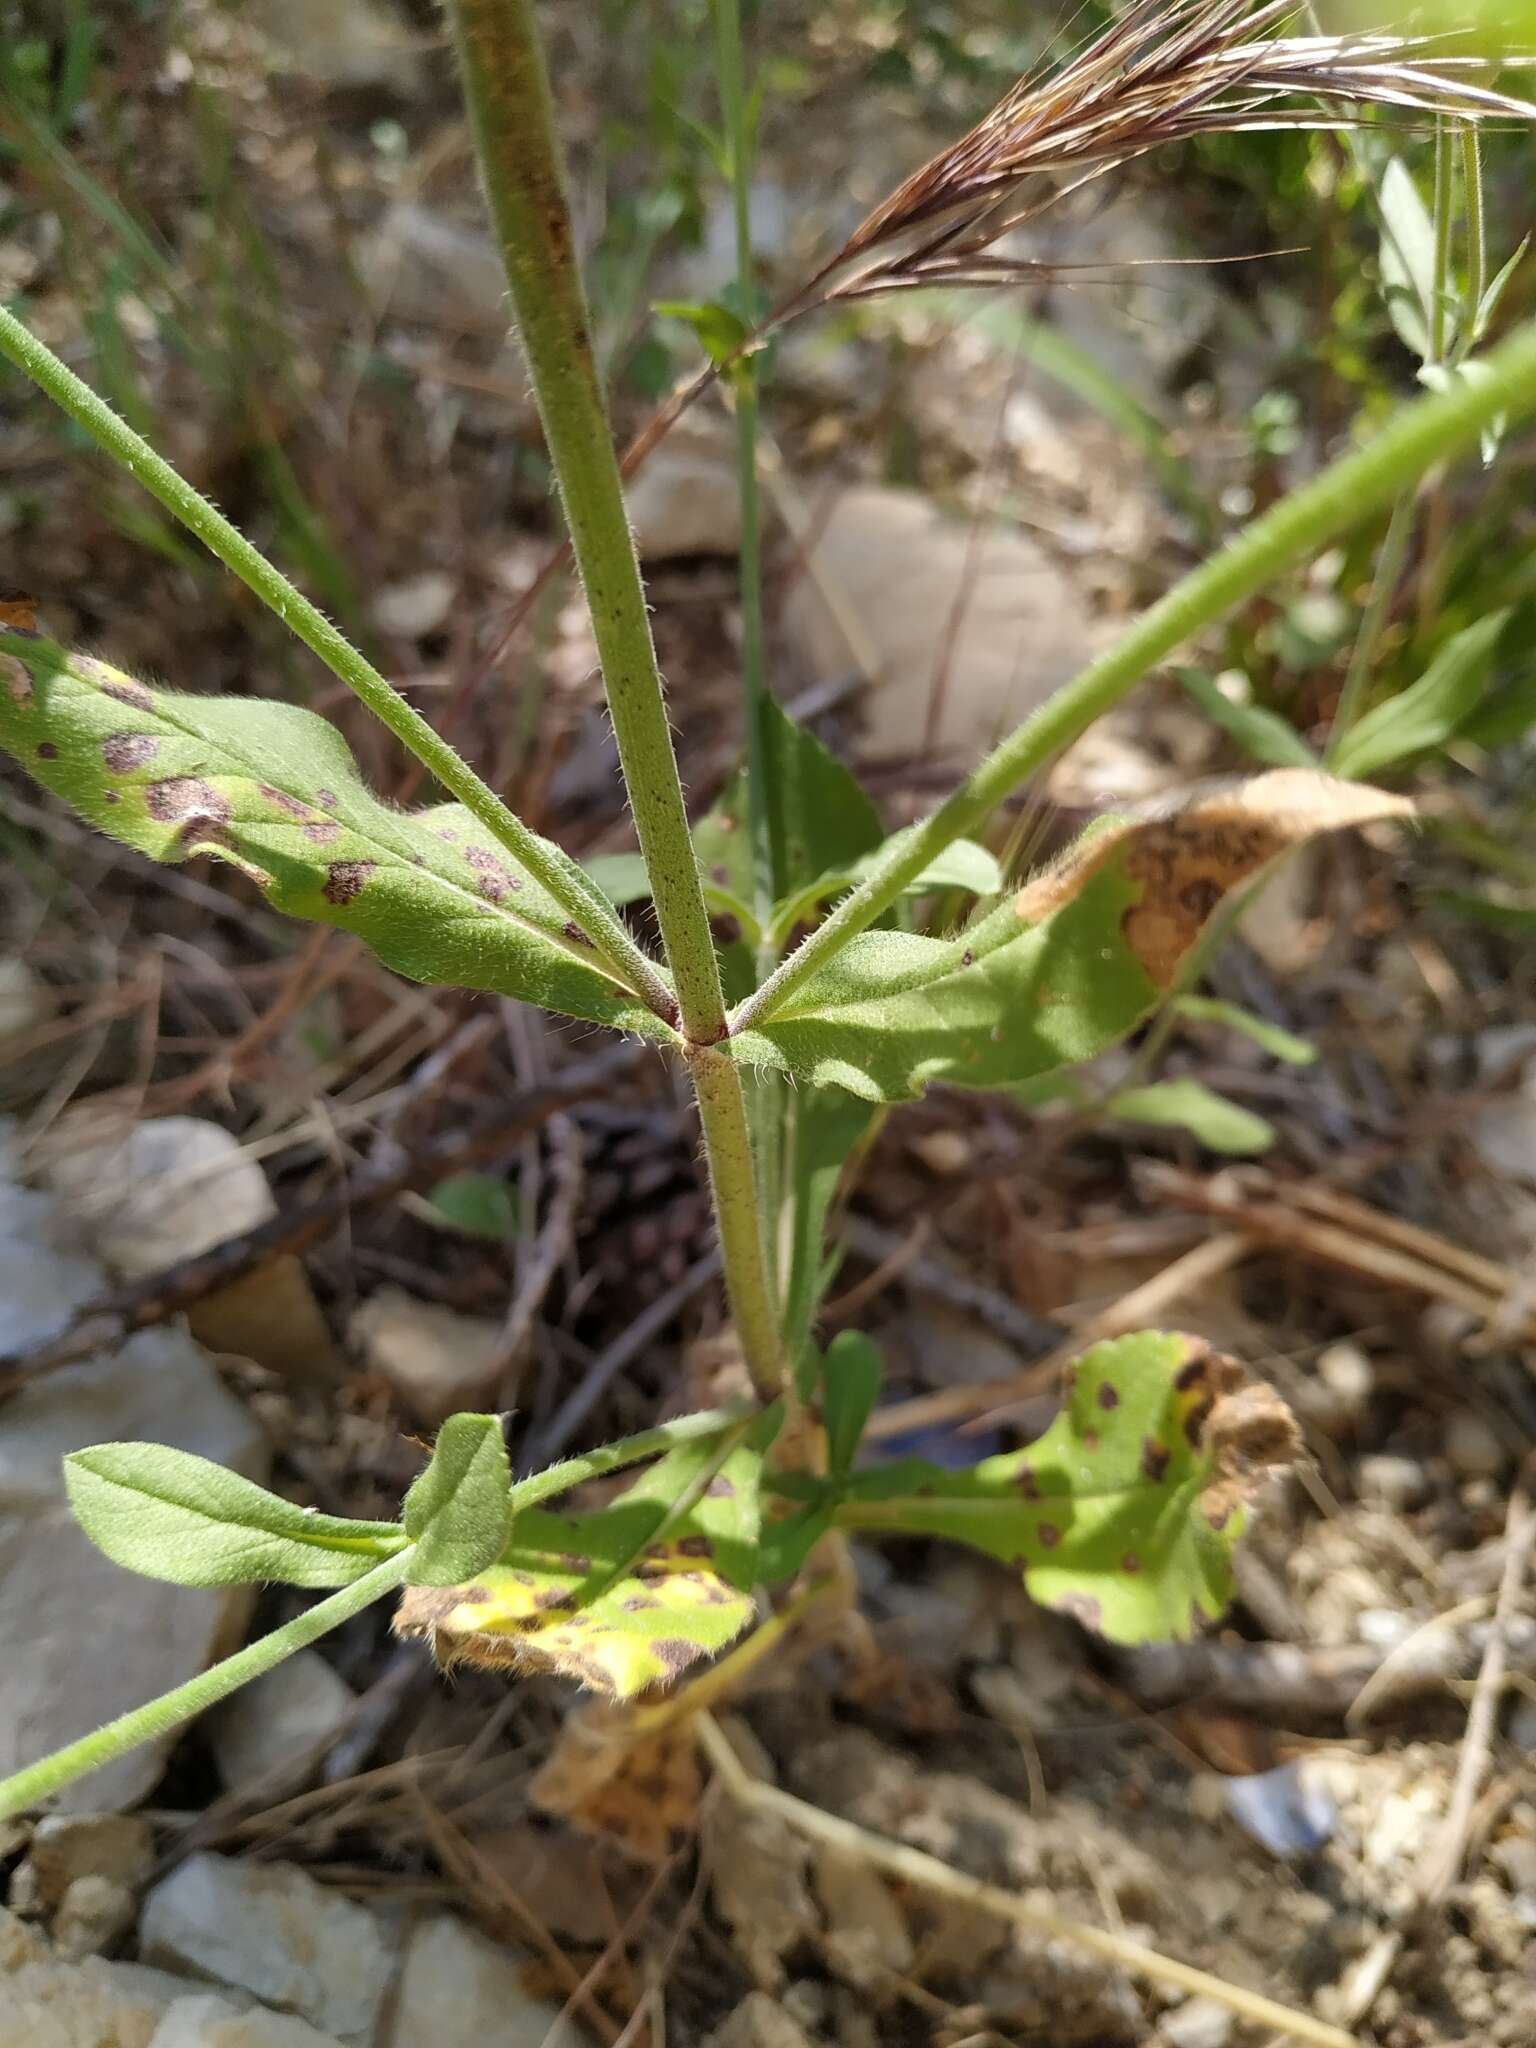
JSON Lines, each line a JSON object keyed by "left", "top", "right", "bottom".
{"left": 1330, "top": 612, "right": 1509, "bottom": 780}
{"left": 393, "top": 1433, "right": 764, "bottom": 1699}
{"left": 726, "top": 770, "right": 1413, "bottom": 1103}
{"left": 1106, "top": 1078, "right": 1277, "bottom": 1157}
{"left": 821, "top": 1330, "right": 884, "bottom": 1478}
{"left": 831, "top": 1331, "right": 1299, "bottom": 1644}
{"left": 402, "top": 1412, "right": 514, "bottom": 1586}
{"left": 65, "top": 1443, "right": 404, "bottom": 1589}
{"left": 0, "top": 635, "right": 664, "bottom": 1030}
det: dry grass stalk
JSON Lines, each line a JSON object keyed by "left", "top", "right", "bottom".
{"left": 787, "top": 0, "right": 1536, "bottom": 310}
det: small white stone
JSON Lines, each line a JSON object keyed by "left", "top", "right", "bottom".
{"left": 39, "top": 1114, "right": 276, "bottom": 1278}
{"left": 149, "top": 1993, "right": 346, "bottom": 2047}
{"left": 0, "top": 1325, "right": 270, "bottom": 1813}
{"left": 393, "top": 1913, "right": 580, "bottom": 2047}
{"left": 208, "top": 1652, "right": 355, "bottom": 1793}
{"left": 370, "top": 571, "right": 456, "bottom": 641}
{"left": 28, "top": 1813, "right": 154, "bottom": 1903}
{"left": 52, "top": 1875, "right": 137, "bottom": 1959}
{"left": 1316, "top": 1341, "right": 1374, "bottom": 1417}
{"left": 1357, "top": 1454, "right": 1428, "bottom": 1512}
{"left": 0, "top": 958, "right": 45, "bottom": 1038}
{"left": 140, "top": 1855, "right": 389, "bottom": 2043}
{"left": 627, "top": 426, "right": 742, "bottom": 561}
{"left": 349, "top": 1286, "right": 507, "bottom": 1426}
{"left": 813, "top": 1844, "right": 913, "bottom": 1989}
{"left": 706, "top": 1991, "right": 817, "bottom": 2048}
{"left": 1445, "top": 1412, "right": 1507, "bottom": 1481}
{"left": 1160, "top": 1996, "right": 1234, "bottom": 2048}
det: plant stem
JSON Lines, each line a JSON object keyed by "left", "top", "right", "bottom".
{"left": 1462, "top": 125, "right": 1487, "bottom": 356}
{"left": 448, "top": 0, "right": 726, "bottom": 1047}
{"left": 1430, "top": 118, "right": 1455, "bottom": 366}
{"left": 0, "top": 1550, "right": 412, "bottom": 1822}
{"left": 514, "top": 1399, "right": 762, "bottom": 1508}
{"left": 713, "top": 0, "right": 774, "bottom": 923}
{"left": 690, "top": 1045, "right": 789, "bottom": 1394}
{"left": 733, "top": 310, "right": 1536, "bottom": 1031}
{"left": 0, "top": 304, "right": 672, "bottom": 1023}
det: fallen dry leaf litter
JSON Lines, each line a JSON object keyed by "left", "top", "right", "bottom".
{"left": 2, "top": 3, "right": 1535, "bottom": 2046}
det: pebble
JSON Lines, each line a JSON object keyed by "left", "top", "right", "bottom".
{"left": 148, "top": 1993, "right": 346, "bottom": 2046}
{"left": 0, "top": 1906, "right": 191, "bottom": 2047}
{"left": 38, "top": 1114, "right": 276, "bottom": 1278}
{"left": 393, "top": 1912, "right": 581, "bottom": 2047}
{"left": 349, "top": 1286, "right": 507, "bottom": 1427}
{"left": 26, "top": 1813, "right": 154, "bottom": 1904}
{"left": 1357, "top": 1453, "right": 1429, "bottom": 1512}
{"left": 208, "top": 1652, "right": 355, "bottom": 1794}
{"left": 0, "top": 1320, "right": 270, "bottom": 1812}
{"left": 140, "top": 1854, "right": 388, "bottom": 2044}
{"left": 813, "top": 1844, "right": 913, "bottom": 1989}
{"left": 706, "top": 1991, "right": 817, "bottom": 2048}
{"left": 1314, "top": 1340, "right": 1374, "bottom": 1424}
{"left": 1159, "top": 1995, "right": 1234, "bottom": 2048}
{"left": 52, "top": 1875, "right": 138, "bottom": 1960}
{"left": 369, "top": 571, "right": 456, "bottom": 641}
{"left": 1445, "top": 1411, "right": 1507, "bottom": 1480}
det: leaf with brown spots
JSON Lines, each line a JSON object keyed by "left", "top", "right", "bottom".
{"left": 827, "top": 1331, "right": 1298, "bottom": 1644}
{"left": 0, "top": 634, "right": 666, "bottom": 1033}
{"left": 725, "top": 771, "right": 1412, "bottom": 1103}
{"left": 393, "top": 1433, "right": 765, "bottom": 1700}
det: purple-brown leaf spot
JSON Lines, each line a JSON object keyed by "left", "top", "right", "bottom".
{"left": 1036, "top": 1521, "right": 1061, "bottom": 1549}
{"left": 563, "top": 921, "right": 594, "bottom": 947}
{"left": 316, "top": 788, "right": 338, "bottom": 808}
{"left": 559, "top": 1553, "right": 592, "bottom": 1575}
{"left": 676, "top": 1534, "right": 714, "bottom": 1558}
{"left": 36, "top": 742, "right": 57, "bottom": 760}
{"left": 961, "top": 949, "right": 974, "bottom": 967}
{"left": 621, "top": 1594, "right": 662, "bottom": 1611}
{"left": 102, "top": 733, "right": 159, "bottom": 772}
{"left": 103, "top": 790, "right": 121, "bottom": 804}
{"left": 1082, "top": 1429, "right": 1100, "bottom": 1452}
{"left": 1205, "top": 1500, "right": 1234, "bottom": 1532}
{"left": 533, "top": 1586, "right": 577, "bottom": 1611}
{"left": 1184, "top": 1397, "right": 1215, "bottom": 1448}
{"left": 1096, "top": 1380, "right": 1120, "bottom": 1410}
{"left": 652, "top": 1637, "right": 703, "bottom": 1673}
{"left": 706, "top": 1475, "right": 736, "bottom": 1498}
{"left": 78, "top": 660, "right": 153, "bottom": 711}
{"left": 1, "top": 654, "right": 32, "bottom": 705}
{"left": 146, "top": 777, "right": 231, "bottom": 826}
{"left": 258, "top": 784, "right": 315, "bottom": 819}
{"left": 1017, "top": 1461, "right": 1041, "bottom": 1500}
{"left": 1141, "top": 1437, "right": 1171, "bottom": 1483}
{"left": 1121, "top": 1551, "right": 1142, "bottom": 1574}
{"left": 322, "top": 859, "right": 377, "bottom": 905}
{"left": 302, "top": 820, "right": 341, "bottom": 845}
{"left": 1174, "top": 1352, "right": 1210, "bottom": 1393}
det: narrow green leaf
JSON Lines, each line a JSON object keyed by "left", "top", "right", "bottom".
{"left": 1107, "top": 1079, "right": 1277, "bottom": 1156}
{"left": 0, "top": 635, "right": 663, "bottom": 1031}
{"left": 822, "top": 1332, "right": 884, "bottom": 1476}
{"left": 1174, "top": 996, "right": 1316, "bottom": 1065}
{"left": 831, "top": 1331, "right": 1299, "bottom": 1644}
{"left": 854, "top": 836, "right": 1003, "bottom": 897}
{"left": 394, "top": 1433, "right": 764, "bottom": 1697}
{"left": 783, "top": 1086, "right": 877, "bottom": 1366}
{"left": 727, "top": 772, "right": 1412, "bottom": 1103}
{"left": 1476, "top": 236, "right": 1531, "bottom": 343}
{"left": 64, "top": 1444, "right": 403, "bottom": 1589}
{"left": 1331, "top": 613, "right": 1509, "bottom": 778}
{"left": 582, "top": 850, "right": 651, "bottom": 907}
{"left": 1379, "top": 157, "right": 1439, "bottom": 362}
{"left": 402, "top": 1413, "right": 513, "bottom": 1587}
{"left": 1176, "top": 670, "right": 1318, "bottom": 770}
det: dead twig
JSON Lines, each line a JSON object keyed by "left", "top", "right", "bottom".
{"left": 695, "top": 1711, "right": 1361, "bottom": 2048}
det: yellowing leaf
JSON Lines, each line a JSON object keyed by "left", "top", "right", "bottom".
{"left": 831, "top": 1331, "right": 1299, "bottom": 1644}
{"left": 393, "top": 1436, "right": 763, "bottom": 1699}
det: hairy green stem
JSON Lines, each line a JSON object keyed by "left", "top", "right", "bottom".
{"left": 733, "top": 311, "right": 1536, "bottom": 1031}
{"left": 1430, "top": 119, "right": 1456, "bottom": 366}
{"left": 1462, "top": 125, "right": 1487, "bottom": 349}
{"left": 1326, "top": 488, "right": 1417, "bottom": 763}
{"left": 0, "top": 1550, "right": 413, "bottom": 1821}
{"left": 690, "top": 1046, "right": 789, "bottom": 1395}
{"left": 448, "top": 0, "right": 725, "bottom": 1046}
{"left": 516, "top": 1399, "right": 761, "bottom": 1505}
{"left": 0, "top": 303, "right": 671, "bottom": 1021}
